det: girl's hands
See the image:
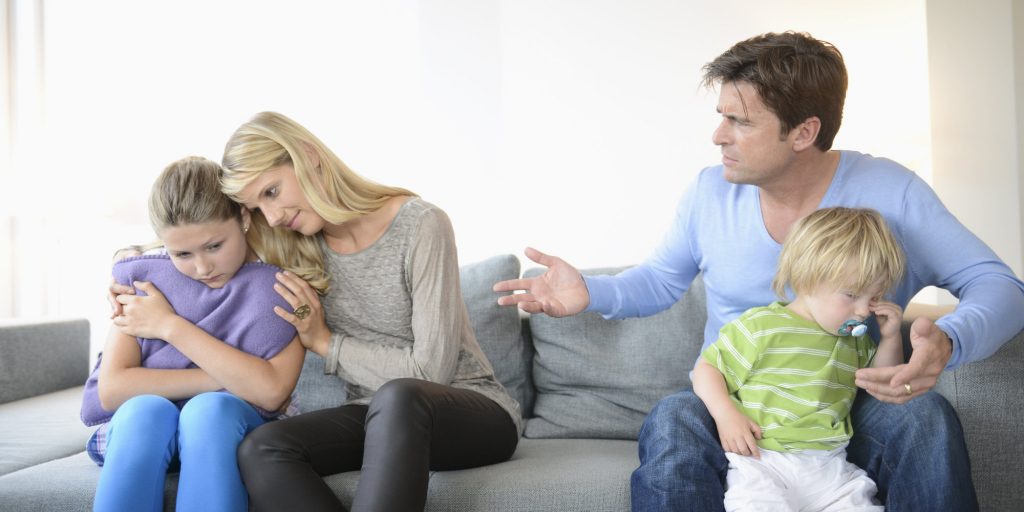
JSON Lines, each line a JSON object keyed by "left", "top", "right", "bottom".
{"left": 112, "top": 281, "right": 178, "bottom": 340}
{"left": 107, "top": 246, "right": 142, "bottom": 318}
{"left": 715, "top": 407, "right": 763, "bottom": 459}
{"left": 273, "top": 271, "right": 330, "bottom": 356}
{"left": 871, "top": 300, "right": 904, "bottom": 341}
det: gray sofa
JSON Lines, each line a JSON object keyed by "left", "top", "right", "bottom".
{"left": 1, "top": 254, "right": 1022, "bottom": 511}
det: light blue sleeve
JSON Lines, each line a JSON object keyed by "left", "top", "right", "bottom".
{"left": 584, "top": 175, "right": 702, "bottom": 319}
{"left": 899, "top": 177, "right": 1024, "bottom": 368}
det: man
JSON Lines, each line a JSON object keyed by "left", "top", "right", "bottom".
{"left": 494, "top": 31, "right": 1024, "bottom": 511}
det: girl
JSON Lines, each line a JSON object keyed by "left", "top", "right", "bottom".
{"left": 220, "top": 111, "right": 522, "bottom": 511}
{"left": 84, "top": 156, "right": 305, "bottom": 512}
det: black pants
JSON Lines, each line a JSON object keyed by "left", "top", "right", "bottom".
{"left": 237, "top": 378, "right": 519, "bottom": 512}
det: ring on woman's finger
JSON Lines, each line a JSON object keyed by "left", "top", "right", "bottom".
{"left": 293, "top": 304, "right": 311, "bottom": 320}
{"left": 904, "top": 383, "right": 913, "bottom": 396}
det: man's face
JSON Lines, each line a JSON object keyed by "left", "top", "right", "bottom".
{"left": 711, "top": 81, "right": 800, "bottom": 187}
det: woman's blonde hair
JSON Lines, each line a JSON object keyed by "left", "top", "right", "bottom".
{"left": 150, "top": 156, "right": 243, "bottom": 233}
{"left": 219, "top": 112, "right": 415, "bottom": 294}
{"left": 772, "top": 207, "right": 905, "bottom": 299}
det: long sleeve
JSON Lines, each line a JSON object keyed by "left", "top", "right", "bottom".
{"left": 896, "top": 177, "right": 1024, "bottom": 368}
{"left": 585, "top": 181, "right": 702, "bottom": 319}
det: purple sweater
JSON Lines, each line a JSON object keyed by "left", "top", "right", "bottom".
{"left": 80, "top": 255, "right": 297, "bottom": 426}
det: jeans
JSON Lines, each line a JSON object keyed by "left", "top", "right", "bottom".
{"left": 631, "top": 389, "right": 978, "bottom": 512}
{"left": 93, "top": 392, "right": 266, "bottom": 512}
{"left": 237, "top": 378, "right": 520, "bottom": 512}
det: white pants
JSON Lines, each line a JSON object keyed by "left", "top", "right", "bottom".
{"left": 723, "top": 447, "right": 883, "bottom": 512}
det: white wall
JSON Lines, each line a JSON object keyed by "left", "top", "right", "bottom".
{"left": 925, "top": 0, "right": 1024, "bottom": 304}
{"left": 13, "top": 0, "right": 1018, "bottom": 357}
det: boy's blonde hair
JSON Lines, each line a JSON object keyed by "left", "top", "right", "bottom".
{"left": 149, "top": 156, "right": 243, "bottom": 233}
{"left": 772, "top": 207, "right": 905, "bottom": 298}
{"left": 219, "top": 112, "right": 415, "bottom": 295}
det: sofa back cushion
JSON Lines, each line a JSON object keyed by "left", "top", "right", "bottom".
{"left": 295, "top": 254, "right": 531, "bottom": 416}
{"left": 459, "top": 254, "right": 533, "bottom": 416}
{"left": 524, "top": 268, "right": 706, "bottom": 439}
{"left": 0, "top": 319, "right": 90, "bottom": 405}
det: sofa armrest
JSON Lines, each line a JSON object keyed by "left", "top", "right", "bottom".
{"left": 932, "top": 327, "right": 1024, "bottom": 510}
{"left": 0, "top": 318, "right": 90, "bottom": 405}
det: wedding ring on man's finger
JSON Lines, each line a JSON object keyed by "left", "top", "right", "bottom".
{"left": 293, "top": 304, "right": 311, "bottom": 320}
{"left": 904, "top": 383, "right": 913, "bottom": 396}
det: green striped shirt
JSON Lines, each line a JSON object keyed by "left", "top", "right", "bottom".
{"left": 702, "top": 302, "right": 875, "bottom": 452}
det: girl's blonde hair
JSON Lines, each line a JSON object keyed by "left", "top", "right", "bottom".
{"left": 772, "top": 207, "right": 905, "bottom": 299}
{"left": 219, "top": 112, "right": 415, "bottom": 294}
{"left": 149, "top": 156, "right": 243, "bottom": 233}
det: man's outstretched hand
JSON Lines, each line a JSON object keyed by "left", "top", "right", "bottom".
{"left": 493, "top": 247, "right": 590, "bottom": 317}
{"left": 855, "top": 316, "right": 953, "bottom": 404}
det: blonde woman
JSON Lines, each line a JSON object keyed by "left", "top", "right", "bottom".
{"left": 220, "top": 111, "right": 521, "bottom": 512}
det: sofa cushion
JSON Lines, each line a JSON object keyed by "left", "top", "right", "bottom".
{"left": 294, "top": 254, "right": 532, "bottom": 417}
{"left": 0, "top": 319, "right": 90, "bottom": 404}
{"left": 0, "top": 386, "right": 95, "bottom": 476}
{"left": 931, "top": 328, "right": 1024, "bottom": 512}
{"left": 0, "top": 452, "right": 103, "bottom": 511}
{"left": 294, "top": 350, "right": 349, "bottom": 413}
{"left": 320, "top": 438, "right": 636, "bottom": 511}
{"left": 0, "top": 439, "right": 634, "bottom": 512}
{"left": 525, "top": 268, "right": 705, "bottom": 439}
{"left": 458, "top": 254, "right": 532, "bottom": 416}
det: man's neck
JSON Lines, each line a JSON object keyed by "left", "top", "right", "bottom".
{"left": 759, "top": 150, "right": 840, "bottom": 242}
{"left": 760, "top": 150, "right": 840, "bottom": 210}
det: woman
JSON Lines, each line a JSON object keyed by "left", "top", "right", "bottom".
{"left": 220, "top": 111, "right": 522, "bottom": 511}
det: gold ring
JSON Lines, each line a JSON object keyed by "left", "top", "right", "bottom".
{"left": 904, "top": 383, "right": 913, "bottom": 396}
{"left": 293, "top": 304, "right": 311, "bottom": 320}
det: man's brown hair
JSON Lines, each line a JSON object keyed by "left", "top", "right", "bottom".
{"left": 702, "top": 31, "right": 848, "bottom": 151}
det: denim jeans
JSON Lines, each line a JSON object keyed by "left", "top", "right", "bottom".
{"left": 94, "top": 392, "right": 267, "bottom": 512}
{"left": 631, "top": 389, "right": 978, "bottom": 512}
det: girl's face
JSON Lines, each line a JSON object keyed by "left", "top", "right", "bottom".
{"left": 159, "top": 214, "right": 250, "bottom": 289}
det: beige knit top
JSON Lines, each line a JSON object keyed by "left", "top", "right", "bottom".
{"left": 320, "top": 198, "right": 522, "bottom": 435}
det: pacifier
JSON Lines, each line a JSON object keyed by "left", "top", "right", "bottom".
{"left": 838, "top": 319, "right": 867, "bottom": 337}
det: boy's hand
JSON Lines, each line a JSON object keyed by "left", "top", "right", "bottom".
{"left": 715, "top": 407, "right": 762, "bottom": 459}
{"left": 871, "top": 300, "right": 904, "bottom": 341}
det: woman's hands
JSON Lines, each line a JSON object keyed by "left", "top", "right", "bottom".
{"left": 112, "top": 281, "right": 179, "bottom": 340}
{"left": 273, "top": 270, "right": 330, "bottom": 356}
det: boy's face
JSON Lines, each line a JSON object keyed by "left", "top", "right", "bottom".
{"left": 801, "top": 278, "right": 886, "bottom": 336}
{"left": 160, "top": 216, "right": 249, "bottom": 289}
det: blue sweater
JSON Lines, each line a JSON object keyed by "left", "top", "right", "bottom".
{"left": 584, "top": 151, "right": 1024, "bottom": 369}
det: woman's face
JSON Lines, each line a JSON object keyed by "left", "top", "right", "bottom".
{"left": 237, "top": 163, "right": 325, "bottom": 236}
{"left": 159, "top": 216, "right": 250, "bottom": 289}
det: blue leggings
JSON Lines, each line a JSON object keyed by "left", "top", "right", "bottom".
{"left": 93, "top": 392, "right": 266, "bottom": 512}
